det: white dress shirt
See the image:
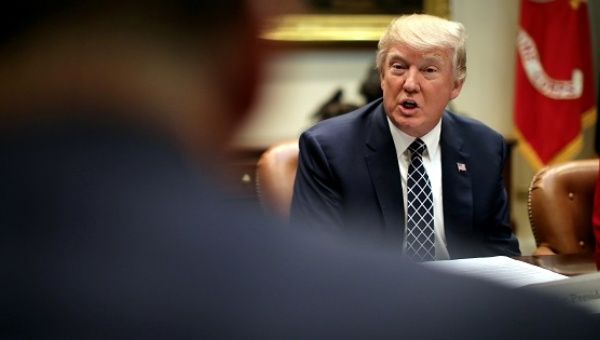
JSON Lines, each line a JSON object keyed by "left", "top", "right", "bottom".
{"left": 387, "top": 117, "right": 450, "bottom": 260}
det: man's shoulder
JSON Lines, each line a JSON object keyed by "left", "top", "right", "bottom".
{"left": 302, "top": 99, "right": 383, "bottom": 141}
{"left": 443, "top": 110, "right": 503, "bottom": 141}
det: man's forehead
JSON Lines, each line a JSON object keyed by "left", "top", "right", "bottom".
{"left": 386, "top": 45, "right": 450, "bottom": 62}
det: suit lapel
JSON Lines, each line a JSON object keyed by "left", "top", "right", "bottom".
{"left": 440, "top": 112, "right": 473, "bottom": 242}
{"left": 364, "top": 104, "right": 405, "bottom": 237}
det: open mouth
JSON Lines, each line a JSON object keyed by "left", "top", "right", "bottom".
{"left": 401, "top": 100, "right": 418, "bottom": 109}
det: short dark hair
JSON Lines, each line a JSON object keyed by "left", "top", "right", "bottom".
{"left": 0, "top": 1, "right": 247, "bottom": 48}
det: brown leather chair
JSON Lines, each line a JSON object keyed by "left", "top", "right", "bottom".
{"left": 528, "top": 159, "right": 598, "bottom": 255}
{"left": 255, "top": 141, "right": 299, "bottom": 220}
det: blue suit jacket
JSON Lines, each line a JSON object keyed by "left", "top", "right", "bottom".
{"left": 291, "top": 99, "right": 520, "bottom": 258}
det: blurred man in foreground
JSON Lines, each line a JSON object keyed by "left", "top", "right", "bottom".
{"left": 0, "top": 2, "right": 598, "bottom": 338}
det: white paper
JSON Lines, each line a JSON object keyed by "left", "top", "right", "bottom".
{"left": 423, "top": 256, "right": 568, "bottom": 288}
{"left": 525, "top": 271, "right": 600, "bottom": 314}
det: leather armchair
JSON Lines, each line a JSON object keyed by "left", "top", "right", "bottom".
{"left": 255, "top": 141, "right": 299, "bottom": 220}
{"left": 528, "top": 159, "right": 598, "bottom": 255}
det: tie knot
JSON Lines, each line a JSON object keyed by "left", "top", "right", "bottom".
{"left": 408, "top": 138, "right": 426, "bottom": 156}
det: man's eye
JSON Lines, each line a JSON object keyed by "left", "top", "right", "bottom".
{"left": 424, "top": 67, "right": 438, "bottom": 73}
{"left": 391, "top": 63, "right": 406, "bottom": 70}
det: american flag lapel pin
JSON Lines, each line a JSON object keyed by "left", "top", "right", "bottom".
{"left": 457, "top": 162, "right": 467, "bottom": 173}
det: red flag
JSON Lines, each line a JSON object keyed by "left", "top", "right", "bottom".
{"left": 514, "top": 0, "right": 596, "bottom": 170}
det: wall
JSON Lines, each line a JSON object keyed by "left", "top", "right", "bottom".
{"left": 234, "top": 49, "right": 376, "bottom": 148}
{"left": 450, "top": 0, "right": 519, "bottom": 135}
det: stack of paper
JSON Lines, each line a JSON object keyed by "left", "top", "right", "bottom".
{"left": 424, "top": 256, "right": 568, "bottom": 288}
{"left": 424, "top": 256, "right": 600, "bottom": 314}
{"left": 526, "top": 272, "right": 600, "bottom": 314}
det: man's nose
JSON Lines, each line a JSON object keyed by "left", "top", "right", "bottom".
{"left": 403, "top": 67, "right": 420, "bottom": 93}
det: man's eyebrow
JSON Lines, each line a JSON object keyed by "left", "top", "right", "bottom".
{"left": 386, "top": 53, "right": 445, "bottom": 65}
{"left": 387, "top": 54, "right": 406, "bottom": 63}
{"left": 421, "top": 54, "right": 445, "bottom": 65}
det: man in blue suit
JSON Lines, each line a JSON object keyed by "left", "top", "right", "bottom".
{"left": 291, "top": 14, "right": 520, "bottom": 260}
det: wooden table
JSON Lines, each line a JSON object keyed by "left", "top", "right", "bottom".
{"left": 515, "top": 253, "right": 598, "bottom": 276}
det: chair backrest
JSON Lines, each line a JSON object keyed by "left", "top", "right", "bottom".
{"left": 528, "top": 159, "right": 598, "bottom": 254}
{"left": 255, "top": 141, "right": 299, "bottom": 220}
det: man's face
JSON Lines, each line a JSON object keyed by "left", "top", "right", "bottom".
{"left": 380, "top": 44, "right": 463, "bottom": 137}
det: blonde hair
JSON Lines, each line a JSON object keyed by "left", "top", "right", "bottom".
{"left": 376, "top": 14, "right": 467, "bottom": 82}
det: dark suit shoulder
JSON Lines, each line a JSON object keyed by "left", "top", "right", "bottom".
{"left": 443, "top": 110, "right": 504, "bottom": 142}
{"left": 302, "top": 98, "right": 383, "bottom": 144}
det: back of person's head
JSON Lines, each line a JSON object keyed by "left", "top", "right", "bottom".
{"left": 376, "top": 14, "right": 467, "bottom": 82}
{"left": 0, "top": 0, "right": 271, "bottom": 155}
{"left": 0, "top": 2, "right": 248, "bottom": 41}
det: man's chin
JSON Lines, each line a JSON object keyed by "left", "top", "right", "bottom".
{"left": 389, "top": 117, "right": 423, "bottom": 137}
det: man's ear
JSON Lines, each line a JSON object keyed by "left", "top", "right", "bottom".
{"left": 450, "top": 78, "right": 464, "bottom": 100}
{"left": 217, "top": 16, "right": 263, "bottom": 123}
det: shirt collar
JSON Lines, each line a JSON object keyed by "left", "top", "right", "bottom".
{"left": 387, "top": 116, "right": 442, "bottom": 159}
